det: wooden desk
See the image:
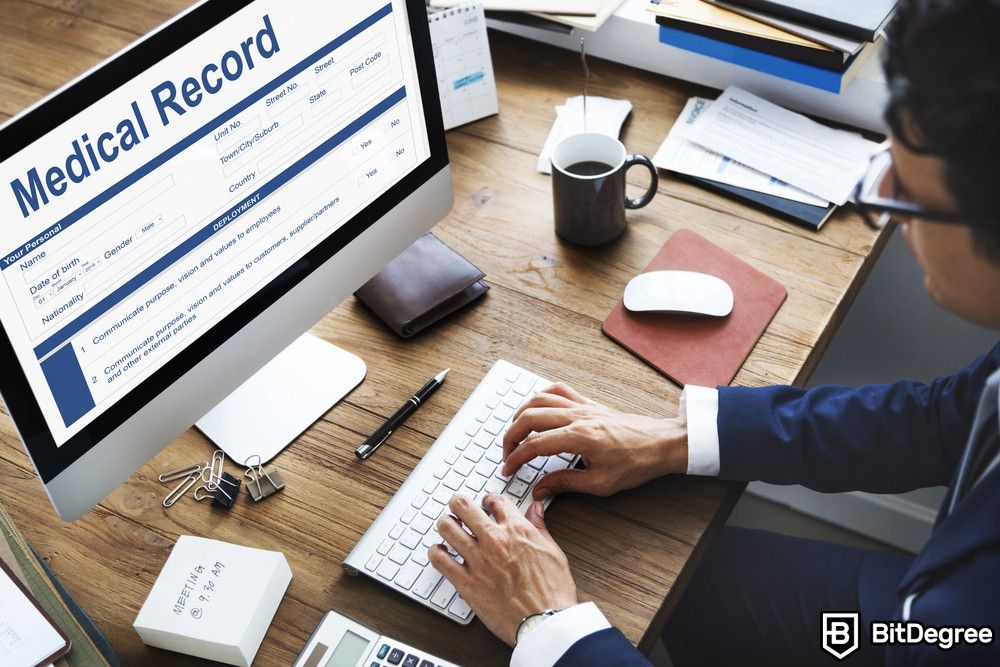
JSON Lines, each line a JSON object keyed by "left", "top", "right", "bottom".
{"left": 0, "top": 2, "right": 886, "bottom": 665}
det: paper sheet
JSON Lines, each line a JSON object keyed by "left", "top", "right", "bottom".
{"left": 654, "top": 97, "right": 827, "bottom": 206}
{"left": 537, "top": 95, "right": 632, "bottom": 173}
{"left": 431, "top": 0, "right": 600, "bottom": 16}
{"left": 428, "top": 4, "right": 499, "bottom": 130}
{"left": 686, "top": 86, "right": 880, "bottom": 205}
{"left": 0, "top": 568, "right": 66, "bottom": 667}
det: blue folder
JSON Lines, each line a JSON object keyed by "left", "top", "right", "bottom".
{"left": 658, "top": 26, "right": 854, "bottom": 93}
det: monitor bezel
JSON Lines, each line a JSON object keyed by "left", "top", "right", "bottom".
{"left": 0, "top": 0, "right": 448, "bottom": 483}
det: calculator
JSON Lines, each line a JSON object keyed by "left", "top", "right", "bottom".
{"left": 292, "top": 610, "right": 462, "bottom": 667}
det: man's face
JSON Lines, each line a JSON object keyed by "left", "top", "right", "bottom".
{"left": 889, "top": 134, "right": 1000, "bottom": 329}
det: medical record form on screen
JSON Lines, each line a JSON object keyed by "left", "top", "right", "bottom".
{"left": 0, "top": 0, "right": 431, "bottom": 446}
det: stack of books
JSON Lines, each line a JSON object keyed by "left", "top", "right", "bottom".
{"left": 649, "top": 0, "right": 897, "bottom": 93}
{"left": 0, "top": 504, "right": 120, "bottom": 666}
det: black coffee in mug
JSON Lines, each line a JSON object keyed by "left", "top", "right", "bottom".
{"left": 551, "top": 133, "right": 658, "bottom": 246}
{"left": 565, "top": 161, "right": 614, "bottom": 177}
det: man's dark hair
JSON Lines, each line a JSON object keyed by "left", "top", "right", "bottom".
{"left": 884, "top": 0, "right": 1000, "bottom": 262}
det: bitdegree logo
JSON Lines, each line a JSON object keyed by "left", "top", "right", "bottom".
{"left": 871, "top": 622, "right": 993, "bottom": 650}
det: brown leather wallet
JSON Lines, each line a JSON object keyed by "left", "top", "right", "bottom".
{"left": 354, "top": 233, "right": 489, "bottom": 337}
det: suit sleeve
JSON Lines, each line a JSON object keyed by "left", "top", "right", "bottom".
{"left": 716, "top": 342, "right": 1000, "bottom": 493}
{"left": 554, "top": 628, "right": 654, "bottom": 667}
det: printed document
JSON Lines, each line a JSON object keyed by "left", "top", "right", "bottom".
{"left": 654, "top": 97, "right": 828, "bottom": 206}
{"left": 537, "top": 96, "right": 632, "bottom": 173}
{"left": 686, "top": 86, "right": 880, "bottom": 205}
{"left": 0, "top": 567, "right": 66, "bottom": 667}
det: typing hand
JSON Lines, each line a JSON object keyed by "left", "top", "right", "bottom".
{"left": 501, "top": 382, "right": 688, "bottom": 500}
{"left": 429, "top": 494, "right": 577, "bottom": 646}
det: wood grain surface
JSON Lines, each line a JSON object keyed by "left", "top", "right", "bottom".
{"left": 0, "top": 1, "right": 887, "bottom": 665}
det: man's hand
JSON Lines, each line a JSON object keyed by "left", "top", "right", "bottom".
{"left": 428, "top": 493, "right": 578, "bottom": 646}
{"left": 502, "top": 382, "right": 688, "bottom": 500}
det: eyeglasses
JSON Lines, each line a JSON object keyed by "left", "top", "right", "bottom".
{"left": 852, "top": 146, "right": 997, "bottom": 230}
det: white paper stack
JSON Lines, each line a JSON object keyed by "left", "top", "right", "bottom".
{"left": 134, "top": 536, "right": 292, "bottom": 666}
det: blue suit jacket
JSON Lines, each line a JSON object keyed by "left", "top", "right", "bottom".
{"left": 560, "top": 342, "right": 1000, "bottom": 665}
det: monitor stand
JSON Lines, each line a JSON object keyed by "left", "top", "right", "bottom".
{"left": 195, "top": 333, "right": 366, "bottom": 465}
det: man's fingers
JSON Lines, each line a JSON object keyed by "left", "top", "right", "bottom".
{"left": 437, "top": 514, "right": 475, "bottom": 554}
{"left": 428, "top": 544, "right": 467, "bottom": 585}
{"left": 524, "top": 500, "right": 549, "bottom": 534}
{"left": 502, "top": 408, "right": 576, "bottom": 461}
{"left": 510, "top": 392, "right": 576, "bottom": 424}
{"left": 482, "top": 492, "right": 516, "bottom": 523}
{"left": 532, "top": 468, "right": 601, "bottom": 500}
{"left": 502, "top": 427, "right": 580, "bottom": 476}
{"left": 541, "top": 381, "right": 591, "bottom": 404}
{"left": 448, "top": 494, "right": 492, "bottom": 538}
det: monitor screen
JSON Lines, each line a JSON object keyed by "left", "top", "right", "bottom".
{"left": 0, "top": 0, "right": 445, "bottom": 482}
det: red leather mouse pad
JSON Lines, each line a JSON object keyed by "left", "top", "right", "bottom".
{"left": 603, "top": 229, "right": 787, "bottom": 387}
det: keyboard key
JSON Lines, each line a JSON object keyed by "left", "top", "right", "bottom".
{"left": 401, "top": 508, "right": 417, "bottom": 524}
{"left": 558, "top": 452, "right": 574, "bottom": 462}
{"left": 503, "top": 393, "right": 522, "bottom": 409}
{"left": 465, "top": 422, "right": 481, "bottom": 437}
{"left": 515, "top": 467, "right": 537, "bottom": 484}
{"left": 527, "top": 456, "right": 547, "bottom": 470}
{"left": 403, "top": 655, "right": 420, "bottom": 667}
{"left": 422, "top": 500, "right": 445, "bottom": 520}
{"left": 496, "top": 469, "right": 512, "bottom": 482}
{"left": 463, "top": 446, "right": 486, "bottom": 463}
{"left": 411, "top": 494, "right": 428, "bottom": 510}
{"left": 475, "top": 408, "right": 490, "bottom": 422}
{"left": 389, "top": 524, "right": 404, "bottom": 540}
{"left": 388, "top": 544, "right": 411, "bottom": 565}
{"left": 430, "top": 579, "right": 457, "bottom": 609}
{"left": 473, "top": 431, "right": 493, "bottom": 448}
{"left": 485, "top": 445, "right": 503, "bottom": 464}
{"left": 442, "top": 471, "right": 464, "bottom": 491}
{"left": 454, "top": 458, "right": 475, "bottom": 476}
{"left": 365, "top": 554, "right": 382, "bottom": 571}
{"left": 486, "top": 394, "right": 501, "bottom": 410}
{"left": 412, "top": 567, "right": 442, "bottom": 599}
{"left": 432, "top": 486, "right": 453, "bottom": 506}
{"left": 465, "top": 473, "right": 488, "bottom": 492}
{"left": 543, "top": 457, "right": 570, "bottom": 474}
{"left": 394, "top": 560, "right": 423, "bottom": 590}
{"left": 483, "top": 418, "right": 505, "bottom": 435}
{"left": 411, "top": 514, "right": 434, "bottom": 534}
{"left": 513, "top": 377, "right": 536, "bottom": 396}
{"left": 377, "top": 539, "right": 393, "bottom": 555}
{"left": 422, "top": 530, "right": 441, "bottom": 549}
{"left": 476, "top": 460, "right": 497, "bottom": 477}
{"left": 454, "top": 438, "right": 470, "bottom": 452}
{"left": 422, "top": 478, "right": 439, "bottom": 494}
{"left": 495, "top": 405, "right": 515, "bottom": 422}
{"left": 388, "top": 648, "right": 405, "bottom": 665}
{"left": 504, "top": 367, "right": 521, "bottom": 383}
{"left": 411, "top": 547, "right": 430, "bottom": 566}
{"left": 433, "top": 464, "right": 448, "bottom": 479}
{"left": 485, "top": 478, "right": 506, "bottom": 494}
{"left": 444, "top": 451, "right": 459, "bottom": 465}
{"left": 449, "top": 595, "right": 473, "bottom": 620}
{"left": 507, "top": 478, "right": 530, "bottom": 498}
{"left": 400, "top": 529, "right": 422, "bottom": 550}
{"left": 377, "top": 560, "right": 400, "bottom": 581}
{"left": 496, "top": 381, "right": 512, "bottom": 396}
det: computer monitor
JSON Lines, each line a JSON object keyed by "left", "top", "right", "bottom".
{"left": 0, "top": 0, "right": 451, "bottom": 519}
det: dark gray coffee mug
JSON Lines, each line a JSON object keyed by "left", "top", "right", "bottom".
{"left": 551, "top": 133, "right": 658, "bottom": 246}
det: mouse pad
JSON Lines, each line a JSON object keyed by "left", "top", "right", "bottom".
{"left": 602, "top": 229, "right": 787, "bottom": 388}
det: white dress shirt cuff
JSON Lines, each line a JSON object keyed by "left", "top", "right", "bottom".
{"left": 680, "top": 385, "right": 721, "bottom": 476}
{"left": 510, "top": 601, "right": 611, "bottom": 667}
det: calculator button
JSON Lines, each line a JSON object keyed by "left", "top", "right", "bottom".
{"left": 378, "top": 644, "right": 390, "bottom": 659}
{"left": 403, "top": 656, "right": 420, "bottom": 667}
{"left": 388, "top": 648, "right": 405, "bottom": 664}
{"left": 370, "top": 662, "right": 380, "bottom": 667}
{"left": 419, "top": 661, "right": 435, "bottom": 667}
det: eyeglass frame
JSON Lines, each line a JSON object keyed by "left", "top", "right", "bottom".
{"left": 852, "top": 145, "right": 997, "bottom": 230}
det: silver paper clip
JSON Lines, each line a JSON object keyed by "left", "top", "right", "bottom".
{"left": 163, "top": 472, "right": 199, "bottom": 508}
{"left": 201, "top": 449, "right": 225, "bottom": 491}
{"left": 158, "top": 463, "right": 203, "bottom": 483}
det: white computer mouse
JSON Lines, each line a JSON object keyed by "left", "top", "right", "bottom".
{"left": 623, "top": 270, "right": 734, "bottom": 317}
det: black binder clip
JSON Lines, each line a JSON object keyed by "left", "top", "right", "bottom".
{"left": 244, "top": 455, "right": 285, "bottom": 502}
{"left": 211, "top": 472, "right": 241, "bottom": 509}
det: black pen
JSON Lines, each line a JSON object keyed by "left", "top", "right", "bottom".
{"left": 355, "top": 368, "right": 450, "bottom": 460}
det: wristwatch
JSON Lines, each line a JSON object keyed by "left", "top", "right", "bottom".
{"left": 516, "top": 608, "right": 565, "bottom": 645}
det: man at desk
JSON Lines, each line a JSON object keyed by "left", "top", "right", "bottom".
{"left": 427, "top": 0, "right": 1000, "bottom": 664}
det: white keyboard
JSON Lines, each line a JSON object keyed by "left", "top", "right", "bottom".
{"left": 343, "top": 360, "right": 581, "bottom": 625}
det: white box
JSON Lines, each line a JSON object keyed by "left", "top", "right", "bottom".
{"left": 134, "top": 536, "right": 292, "bottom": 666}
